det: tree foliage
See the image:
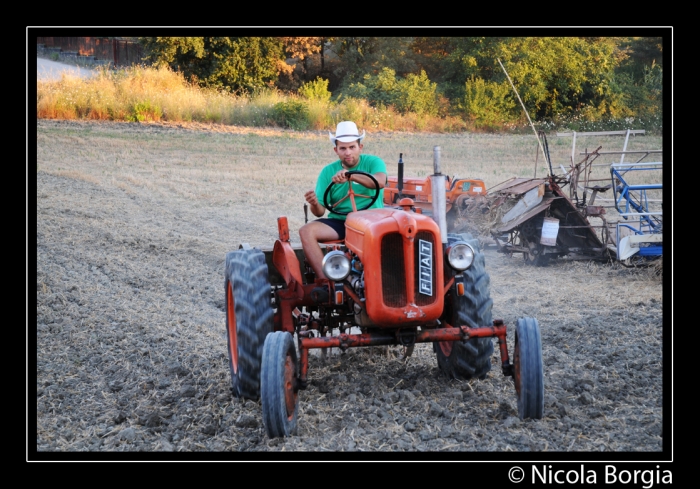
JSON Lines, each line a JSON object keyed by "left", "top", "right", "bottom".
{"left": 276, "top": 37, "right": 328, "bottom": 90}
{"left": 282, "top": 37, "right": 324, "bottom": 61}
{"left": 139, "top": 37, "right": 287, "bottom": 93}
{"left": 138, "top": 35, "right": 664, "bottom": 128}
{"left": 329, "top": 37, "right": 418, "bottom": 89}
{"left": 459, "top": 76, "right": 518, "bottom": 129}
{"left": 410, "top": 37, "right": 638, "bottom": 121}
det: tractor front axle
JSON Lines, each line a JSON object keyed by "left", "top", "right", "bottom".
{"left": 296, "top": 319, "right": 511, "bottom": 388}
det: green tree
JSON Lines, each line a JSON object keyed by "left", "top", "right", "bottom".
{"left": 412, "top": 37, "right": 633, "bottom": 121}
{"left": 617, "top": 36, "right": 663, "bottom": 78}
{"left": 277, "top": 37, "right": 328, "bottom": 90}
{"left": 613, "top": 37, "right": 663, "bottom": 121}
{"left": 139, "top": 37, "right": 287, "bottom": 93}
{"left": 411, "top": 37, "right": 506, "bottom": 101}
{"left": 329, "top": 37, "right": 418, "bottom": 90}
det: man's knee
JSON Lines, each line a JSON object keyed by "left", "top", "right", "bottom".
{"left": 299, "top": 222, "right": 315, "bottom": 242}
{"left": 300, "top": 221, "right": 339, "bottom": 243}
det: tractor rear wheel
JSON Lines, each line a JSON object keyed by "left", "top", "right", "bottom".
{"left": 434, "top": 233, "right": 494, "bottom": 380}
{"left": 513, "top": 317, "right": 544, "bottom": 419}
{"left": 261, "top": 331, "right": 299, "bottom": 438}
{"left": 225, "top": 249, "right": 274, "bottom": 399}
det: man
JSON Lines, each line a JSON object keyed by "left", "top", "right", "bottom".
{"left": 300, "top": 121, "right": 387, "bottom": 280}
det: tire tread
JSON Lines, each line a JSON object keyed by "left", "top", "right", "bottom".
{"left": 435, "top": 233, "right": 494, "bottom": 380}
{"left": 225, "top": 249, "right": 273, "bottom": 399}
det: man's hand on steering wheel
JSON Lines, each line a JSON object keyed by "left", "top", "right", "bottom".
{"left": 330, "top": 170, "right": 351, "bottom": 184}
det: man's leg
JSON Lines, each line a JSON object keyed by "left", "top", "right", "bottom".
{"left": 299, "top": 220, "right": 341, "bottom": 280}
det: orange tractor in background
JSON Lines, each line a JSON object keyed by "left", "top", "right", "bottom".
{"left": 224, "top": 147, "right": 544, "bottom": 438}
{"left": 382, "top": 153, "right": 487, "bottom": 231}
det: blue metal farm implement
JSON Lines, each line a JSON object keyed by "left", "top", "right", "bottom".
{"left": 610, "top": 161, "right": 663, "bottom": 262}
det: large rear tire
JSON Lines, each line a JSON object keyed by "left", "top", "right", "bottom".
{"left": 261, "top": 331, "right": 299, "bottom": 438}
{"left": 514, "top": 317, "right": 544, "bottom": 419}
{"left": 434, "top": 233, "right": 494, "bottom": 380}
{"left": 224, "top": 249, "right": 274, "bottom": 399}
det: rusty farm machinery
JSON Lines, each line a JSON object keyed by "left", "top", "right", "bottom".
{"left": 456, "top": 129, "right": 663, "bottom": 267}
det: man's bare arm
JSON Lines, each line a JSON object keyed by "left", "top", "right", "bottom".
{"left": 304, "top": 189, "right": 326, "bottom": 217}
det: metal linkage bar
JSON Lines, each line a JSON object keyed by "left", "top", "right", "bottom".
{"left": 557, "top": 130, "right": 646, "bottom": 137}
{"left": 582, "top": 151, "right": 662, "bottom": 155}
{"left": 610, "top": 162, "right": 663, "bottom": 168}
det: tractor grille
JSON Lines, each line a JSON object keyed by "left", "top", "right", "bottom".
{"left": 414, "top": 231, "right": 437, "bottom": 306}
{"left": 381, "top": 233, "right": 406, "bottom": 307}
{"left": 380, "top": 231, "right": 437, "bottom": 308}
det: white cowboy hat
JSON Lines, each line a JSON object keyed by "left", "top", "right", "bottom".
{"left": 329, "top": 121, "right": 365, "bottom": 143}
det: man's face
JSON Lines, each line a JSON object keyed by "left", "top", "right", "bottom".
{"left": 334, "top": 140, "right": 363, "bottom": 168}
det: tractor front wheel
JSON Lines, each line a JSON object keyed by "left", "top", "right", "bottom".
{"left": 434, "top": 233, "right": 494, "bottom": 380}
{"left": 513, "top": 317, "right": 544, "bottom": 419}
{"left": 261, "top": 331, "right": 299, "bottom": 438}
{"left": 225, "top": 249, "right": 274, "bottom": 399}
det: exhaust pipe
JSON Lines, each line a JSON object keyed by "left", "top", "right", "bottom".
{"left": 397, "top": 153, "right": 404, "bottom": 200}
{"left": 430, "top": 146, "right": 448, "bottom": 244}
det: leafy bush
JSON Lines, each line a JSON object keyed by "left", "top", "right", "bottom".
{"left": 127, "top": 100, "right": 162, "bottom": 122}
{"left": 332, "top": 97, "right": 367, "bottom": 127}
{"left": 394, "top": 70, "right": 439, "bottom": 116}
{"left": 459, "top": 76, "right": 518, "bottom": 130}
{"left": 340, "top": 68, "right": 438, "bottom": 116}
{"left": 366, "top": 68, "right": 399, "bottom": 107}
{"left": 298, "top": 77, "right": 332, "bottom": 102}
{"left": 339, "top": 81, "right": 371, "bottom": 103}
{"left": 272, "top": 99, "right": 310, "bottom": 130}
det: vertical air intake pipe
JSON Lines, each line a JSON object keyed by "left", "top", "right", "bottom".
{"left": 430, "top": 146, "right": 448, "bottom": 244}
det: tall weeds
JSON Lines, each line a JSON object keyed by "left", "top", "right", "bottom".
{"left": 36, "top": 65, "right": 663, "bottom": 134}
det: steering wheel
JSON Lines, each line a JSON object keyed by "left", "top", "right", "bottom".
{"left": 322, "top": 170, "right": 380, "bottom": 216}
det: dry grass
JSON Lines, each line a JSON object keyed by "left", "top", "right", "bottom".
{"left": 36, "top": 119, "right": 662, "bottom": 248}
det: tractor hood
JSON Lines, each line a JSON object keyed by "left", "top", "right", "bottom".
{"left": 344, "top": 208, "right": 445, "bottom": 326}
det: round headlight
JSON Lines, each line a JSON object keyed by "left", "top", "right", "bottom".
{"left": 446, "top": 242, "right": 475, "bottom": 271}
{"left": 322, "top": 250, "right": 351, "bottom": 281}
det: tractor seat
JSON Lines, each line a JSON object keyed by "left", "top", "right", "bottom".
{"left": 584, "top": 184, "right": 612, "bottom": 206}
{"left": 584, "top": 184, "right": 612, "bottom": 192}
{"left": 320, "top": 239, "right": 345, "bottom": 246}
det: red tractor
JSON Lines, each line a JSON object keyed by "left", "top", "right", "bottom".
{"left": 225, "top": 146, "right": 544, "bottom": 438}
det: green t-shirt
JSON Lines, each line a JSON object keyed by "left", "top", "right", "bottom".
{"left": 315, "top": 154, "right": 387, "bottom": 220}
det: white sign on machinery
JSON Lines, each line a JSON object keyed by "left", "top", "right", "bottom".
{"left": 540, "top": 217, "right": 560, "bottom": 246}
